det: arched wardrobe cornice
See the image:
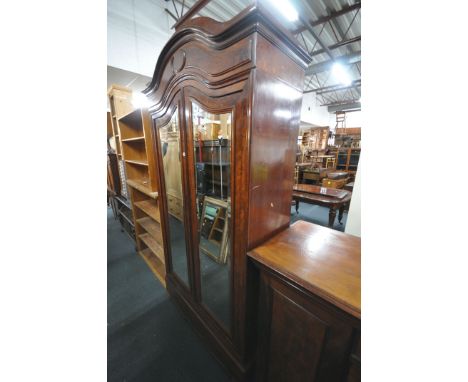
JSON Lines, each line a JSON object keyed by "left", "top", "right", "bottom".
{"left": 143, "top": 2, "right": 310, "bottom": 116}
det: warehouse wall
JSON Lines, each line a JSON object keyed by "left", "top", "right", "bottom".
{"left": 300, "top": 92, "right": 362, "bottom": 130}
{"left": 300, "top": 92, "right": 330, "bottom": 126}
{"left": 107, "top": 0, "right": 172, "bottom": 77}
{"left": 345, "top": 163, "right": 361, "bottom": 237}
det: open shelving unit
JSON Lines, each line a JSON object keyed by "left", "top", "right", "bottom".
{"left": 118, "top": 106, "right": 166, "bottom": 286}
{"left": 107, "top": 85, "right": 166, "bottom": 286}
{"left": 108, "top": 85, "right": 135, "bottom": 240}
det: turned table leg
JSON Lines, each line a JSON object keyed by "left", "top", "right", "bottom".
{"left": 338, "top": 205, "right": 345, "bottom": 224}
{"left": 295, "top": 200, "right": 299, "bottom": 214}
{"left": 328, "top": 206, "right": 337, "bottom": 228}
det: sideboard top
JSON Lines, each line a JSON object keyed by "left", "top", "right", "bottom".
{"left": 248, "top": 220, "right": 361, "bottom": 319}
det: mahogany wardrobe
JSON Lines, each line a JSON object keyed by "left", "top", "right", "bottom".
{"left": 143, "top": 1, "right": 311, "bottom": 379}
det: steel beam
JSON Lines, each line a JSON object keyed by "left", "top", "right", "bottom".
{"left": 305, "top": 52, "right": 361, "bottom": 75}
{"left": 293, "top": 2, "right": 361, "bottom": 35}
{"left": 327, "top": 7, "right": 355, "bottom": 56}
{"left": 164, "top": 8, "right": 179, "bottom": 23}
{"left": 298, "top": 14, "right": 334, "bottom": 59}
{"left": 327, "top": 102, "right": 361, "bottom": 113}
{"left": 305, "top": 80, "right": 361, "bottom": 94}
{"left": 173, "top": 0, "right": 209, "bottom": 29}
{"left": 310, "top": 36, "right": 360, "bottom": 57}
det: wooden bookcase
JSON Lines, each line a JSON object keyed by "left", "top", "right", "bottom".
{"left": 108, "top": 84, "right": 166, "bottom": 285}
{"left": 108, "top": 85, "right": 135, "bottom": 241}
{"left": 119, "top": 108, "right": 166, "bottom": 286}
{"left": 302, "top": 126, "right": 329, "bottom": 151}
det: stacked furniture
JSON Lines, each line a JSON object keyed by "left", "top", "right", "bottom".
{"left": 301, "top": 167, "right": 336, "bottom": 184}
{"left": 336, "top": 147, "right": 361, "bottom": 173}
{"left": 334, "top": 127, "right": 361, "bottom": 177}
{"left": 335, "top": 127, "right": 361, "bottom": 148}
{"left": 302, "top": 126, "right": 329, "bottom": 152}
{"left": 322, "top": 171, "right": 350, "bottom": 189}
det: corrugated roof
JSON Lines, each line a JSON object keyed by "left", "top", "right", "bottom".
{"left": 165, "top": 0, "right": 361, "bottom": 109}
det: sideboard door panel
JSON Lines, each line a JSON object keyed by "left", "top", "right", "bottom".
{"left": 257, "top": 274, "right": 356, "bottom": 382}
{"left": 268, "top": 289, "right": 327, "bottom": 381}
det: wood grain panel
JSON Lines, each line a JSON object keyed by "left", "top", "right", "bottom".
{"left": 254, "top": 268, "right": 359, "bottom": 382}
{"left": 268, "top": 289, "right": 327, "bottom": 382}
{"left": 255, "top": 35, "right": 304, "bottom": 90}
{"left": 248, "top": 69, "right": 303, "bottom": 249}
{"left": 249, "top": 220, "right": 361, "bottom": 319}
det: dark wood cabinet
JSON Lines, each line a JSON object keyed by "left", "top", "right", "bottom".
{"left": 336, "top": 147, "right": 361, "bottom": 173}
{"left": 249, "top": 221, "right": 361, "bottom": 382}
{"left": 254, "top": 271, "right": 360, "bottom": 381}
{"left": 143, "top": 1, "right": 311, "bottom": 379}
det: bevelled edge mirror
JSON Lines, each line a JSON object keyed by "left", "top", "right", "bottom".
{"left": 158, "top": 107, "right": 190, "bottom": 288}
{"left": 191, "top": 101, "right": 233, "bottom": 332}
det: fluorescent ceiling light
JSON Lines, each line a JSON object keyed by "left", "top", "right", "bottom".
{"left": 268, "top": 0, "right": 298, "bottom": 22}
{"left": 331, "top": 62, "right": 352, "bottom": 86}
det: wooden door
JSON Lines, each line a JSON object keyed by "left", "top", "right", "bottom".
{"left": 255, "top": 272, "right": 359, "bottom": 382}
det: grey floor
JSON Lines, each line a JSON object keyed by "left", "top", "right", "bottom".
{"left": 107, "top": 208, "right": 231, "bottom": 382}
{"left": 291, "top": 202, "right": 348, "bottom": 232}
{"left": 107, "top": 201, "right": 346, "bottom": 381}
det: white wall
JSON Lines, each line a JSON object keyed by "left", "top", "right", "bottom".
{"left": 300, "top": 92, "right": 331, "bottom": 126}
{"left": 107, "top": 0, "right": 172, "bottom": 77}
{"left": 333, "top": 110, "right": 362, "bottom": 128}
{"left": 300, "top": 92, "right": 362, "bottom": 130}
{"left": 345, "top": 162, "right": 361, "bottom": 237}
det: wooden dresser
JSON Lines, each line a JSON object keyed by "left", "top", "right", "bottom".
{"left": 248, "top": 221, "right": 361, "bottom": 381}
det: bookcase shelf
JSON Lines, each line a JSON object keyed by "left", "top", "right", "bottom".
{"left": 139, "top": 248, "right": 166, "bottom": 287}
{"left": 139, "top": 233, "right": 165, "bottom": 264}
{"left": 119, "top": 108, "right": 142, "bottom": 124}
{"left": 122, "top": 136, "right": 145, "bottom": 143}
{"left": 137, "top": 217, "right": 163, "bottom": 241}
{"left": 134, "top": 200, "right": 161, "bottom": 222}
{"left": 125, "top": 159, "right": 149, "bottom": 166}
{"left": 127, "top": 179, "right": 158, "bottom": 199}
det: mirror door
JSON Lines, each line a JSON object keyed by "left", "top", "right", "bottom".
{"left": 156, "top": 105, "right": 190, "bottom": 289}
{"left": 190, "top": 100, "right": 233, "bottom": 331}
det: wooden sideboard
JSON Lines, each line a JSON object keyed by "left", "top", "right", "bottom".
{"left": 248, "top": 220, "right": 361, "bottom": 381}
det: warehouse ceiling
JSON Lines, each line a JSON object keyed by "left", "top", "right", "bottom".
{"left": 163, "top": 0, "right": 361, "bottom": 112}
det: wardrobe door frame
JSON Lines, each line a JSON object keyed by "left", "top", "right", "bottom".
{"left": 151, "top": 89, "right": 195, "bottom": 299}
{"left": 183, "top": 86, "right": 242, "bottom": 338}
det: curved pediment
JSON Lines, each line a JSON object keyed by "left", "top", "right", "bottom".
{"left": 143, "top": 3, "right": 310, "bottom": 111}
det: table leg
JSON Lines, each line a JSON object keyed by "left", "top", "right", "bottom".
{"left": 295, "top": 200, "right": 299, "bottom": 214}
{"left": 338, "top": 205, "right": 345, "bottom": 224}
{"left": 328, "top": 206, "right": 337, "bottom": 228}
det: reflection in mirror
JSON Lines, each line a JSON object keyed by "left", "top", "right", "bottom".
{"left": 192, "top": 102, "right": 232, "bottom": 330}
{"left": 159, "top": 109, "right": 189, "bottom": 287}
